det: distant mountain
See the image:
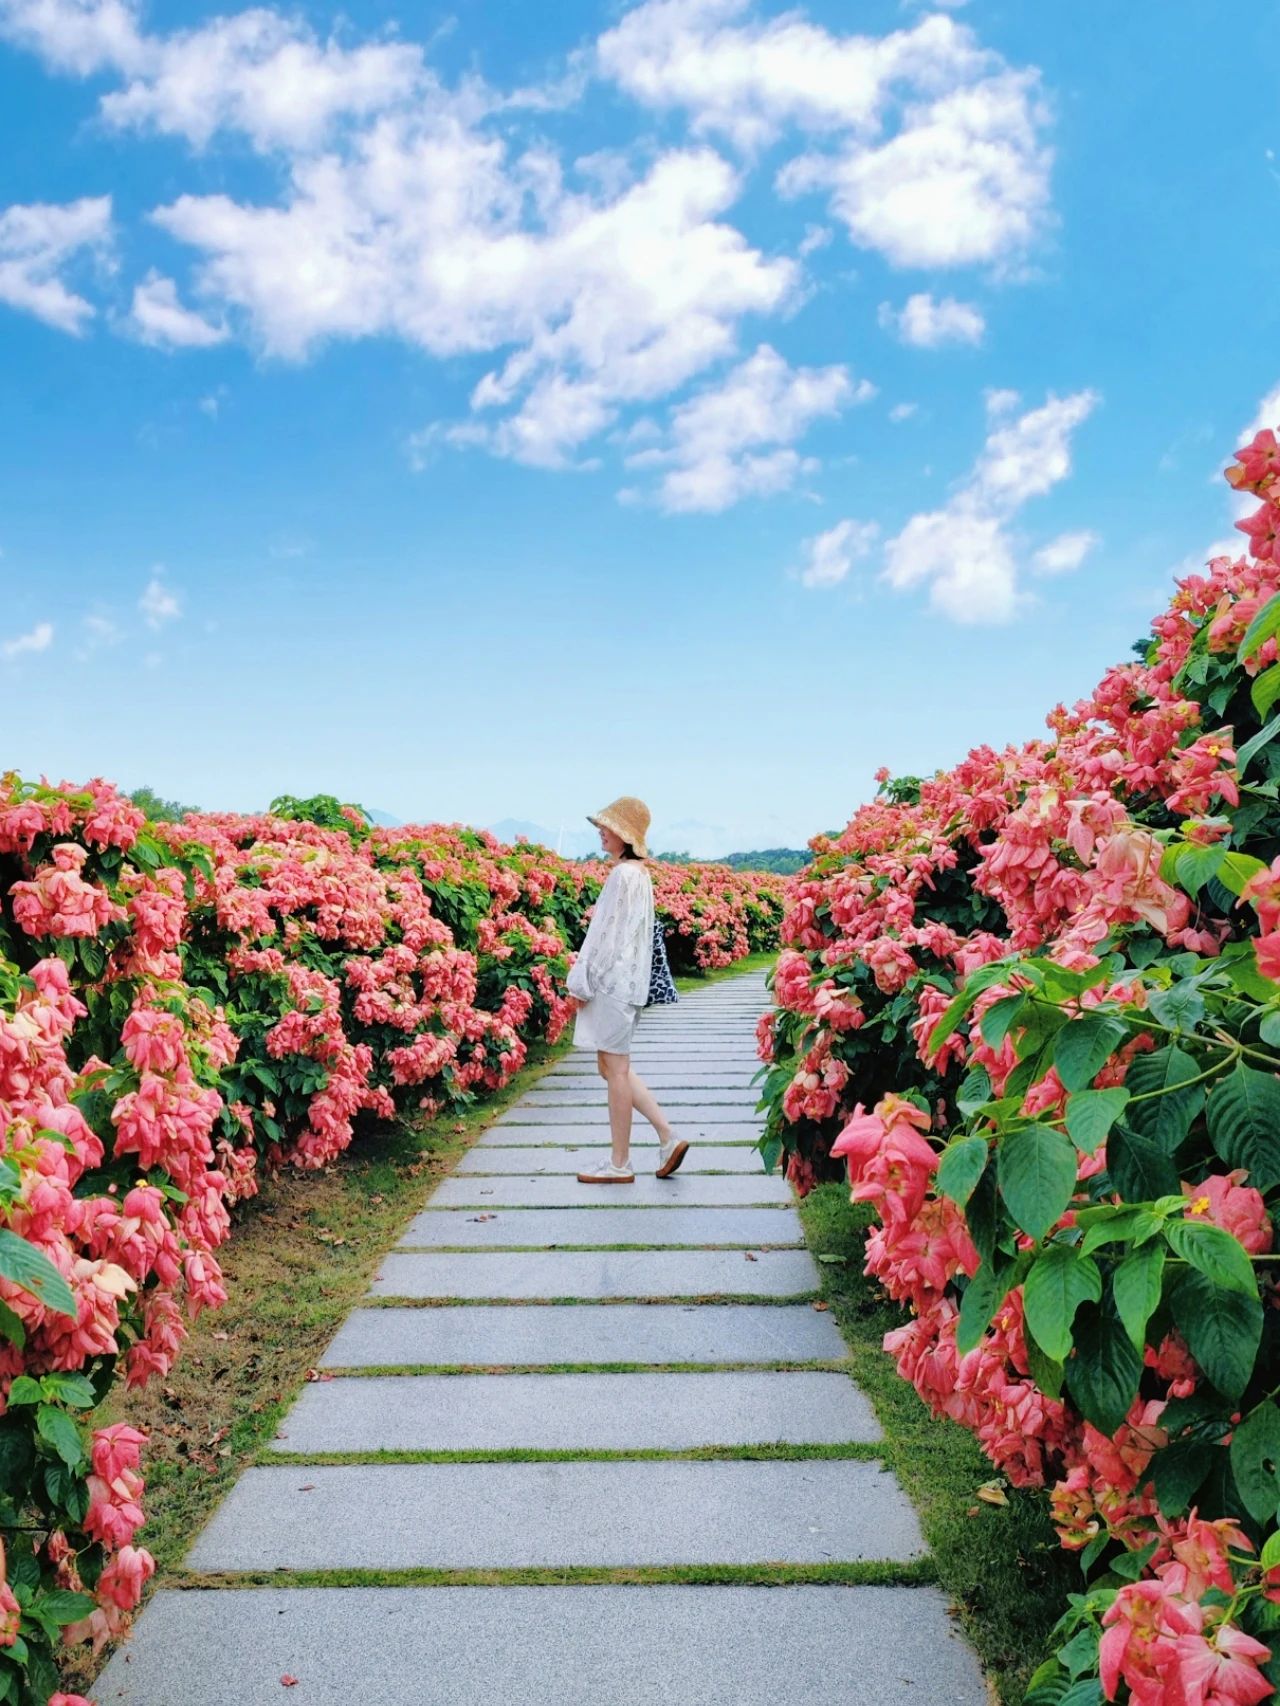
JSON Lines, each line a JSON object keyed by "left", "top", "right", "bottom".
{"left": 366, "top": 808, "right": 402, "bottom": 827}
{"left": 485, "top": 818, "right": 600, "bottom": 857}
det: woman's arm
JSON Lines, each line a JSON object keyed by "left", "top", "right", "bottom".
{"left": 565, "top": 867, "right": 620, "bottom": 1000}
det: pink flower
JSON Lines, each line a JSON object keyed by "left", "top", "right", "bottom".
{"left": 1183, "top": 1173, "right": 1272, "bottom": 1254}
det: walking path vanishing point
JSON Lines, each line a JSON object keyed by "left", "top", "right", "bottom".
{"left": 98, "top": 970, "right": 987, "bottom": 1705}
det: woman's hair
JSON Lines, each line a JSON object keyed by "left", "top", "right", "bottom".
{"left": 619, "top": 844, "right": 643, "bottom": 861}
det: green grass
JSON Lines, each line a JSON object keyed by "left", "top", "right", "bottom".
{"left": 364, "top": 1292, "right": 821, "bottom": 1307}
{"left": 172, "top": 1559, "right": 935, "bottom": 1592}
{"left": 799, "top": 1183, "right": 1075, "bottom": 1705}
{"left": 319, "top": 1358, "right": 850, "bottom": 1376}
{"left": 258, "top": 1442, "right": 885, "bottom": 1466}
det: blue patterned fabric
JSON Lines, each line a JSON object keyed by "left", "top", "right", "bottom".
{"left": 645, "top": 918, "right": 679, "bottom": 1006}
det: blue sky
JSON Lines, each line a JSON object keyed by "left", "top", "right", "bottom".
{"left": 1, "top": 0, "right": 1277, "bottom": 854}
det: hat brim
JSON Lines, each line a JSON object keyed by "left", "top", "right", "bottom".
{"left": 587, "top": 813, "right": 648, "bottom": 857}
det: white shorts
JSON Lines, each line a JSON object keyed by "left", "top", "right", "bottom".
{"left": 572, "top": 993, "right": 640, "bottom": 1055}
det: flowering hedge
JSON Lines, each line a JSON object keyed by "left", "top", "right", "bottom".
{"left": 760, "top": 425, "right": 1280, "bottom": 1703}
{"left": 0, "top": 788, "right": 778, "bottom": 1706}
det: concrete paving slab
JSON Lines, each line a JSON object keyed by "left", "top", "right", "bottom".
{"left": 476, "top": 1122, "right": 764, "bottom": 1145}
{"left": 457, "top": 1144, "right": 769, "bottom": 1173}
{"left": 545, "top": 1071, "right": 759, "bottom": 1087}
{"left": 495, "top": 1104, "right": 759, "bottom": 1125}
{"left": 397, "top": 1206, "right": 801, "bottom": 1248}
{"left": 269, "top": 1371, "right": 881, "bottom": 1453}
{"left": 97, "top": 1584, "right": 989, "bottom": 1706}
{"left": 425, "top": 1173, "right": 790, "bottom": 1208}
{"left": 369, "top": 1248, "right": 820, "bottom": 1300}
{"left": 321, "top": 1303, "right": 849, "bottom": 1368}
{"left": 522, "top": 1088, "right": 759, "bottom": 1105}
{"left": 186, "top": 1459, "right": 925, "bottom": 1570}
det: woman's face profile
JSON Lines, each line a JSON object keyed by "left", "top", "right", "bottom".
{"left": 598, "top": 825, "right": 626, "bottom": 858}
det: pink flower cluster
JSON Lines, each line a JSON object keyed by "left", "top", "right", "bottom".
{"left": 762, "top": 423, "right": 1280, "bottom": 1699}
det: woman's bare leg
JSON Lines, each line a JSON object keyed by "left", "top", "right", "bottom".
{"left": 598, "top": 1050, "right": 634, "bottom": 1167}
{"left": 628, "top": 1068, "right": 673, "bottom": 1145}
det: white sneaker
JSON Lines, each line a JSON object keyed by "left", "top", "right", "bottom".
{"left": 576, "top": 1157, "right": 636, "bottom": 1184}
{"left": 656, "top": 1136, "right": 690, "bottom": 1179}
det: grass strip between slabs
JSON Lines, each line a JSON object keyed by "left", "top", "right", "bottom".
{"left": 363, "top": 1292, "right": 821, "bottom": 1307}
{"left": 798, "top": 1183, "right": 1076, "bottom": 1706}
{"left": 259, "top": 1442, "right": 886, "bottom": 1466}
{"left": 318, "top": 1358, "right": 851, "bottom": 1376}
{"left": 173, "top": 1559, "right": 937, "bottom": 1592}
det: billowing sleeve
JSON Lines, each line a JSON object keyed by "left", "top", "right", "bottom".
{"left": 567, "top": 864, "right": 654, "bottom": 1006}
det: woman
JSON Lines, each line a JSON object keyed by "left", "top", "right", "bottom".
{"left": 564, "top": 795, "right": 689, "bottom": 1184}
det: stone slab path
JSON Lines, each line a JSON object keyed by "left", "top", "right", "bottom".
{"left": 98, "top": 968, "right": 987, "bottom": 1704}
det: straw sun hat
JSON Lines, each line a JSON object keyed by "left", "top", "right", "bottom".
{"left": 587, "top": 795, "right": 651, "bottom": 858}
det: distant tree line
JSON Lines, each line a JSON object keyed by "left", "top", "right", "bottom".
{"left": 654, "top": 848, "right": 812, "bottom": 875}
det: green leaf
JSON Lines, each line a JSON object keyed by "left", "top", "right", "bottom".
{"left": 1023, "top": 1245, "right": 1102, "bottom": 1361}
{"left": 33, "top": 1589, "right": 95, "bottom": 1626}
{"left": 1230, "top": 1402, "right": 1280, "bottom": 1524}
{"left": 1065, "top": 1088, "right": 1130, "bottom": 1155}
{"left": 1205, "top": 1063, "right": 1280, "bottom": 1190}
{"left": 1260, "top": 1011, "right": 1280, "bottom": 1049}
{"left": 1147, "top": 981, "right": 1206, "bottom": 1034}
{"left": 927, "top": 962, "right": 1013, "bottom": 1056}
{"left": 1112, "top": 1242, "right": 1167, "bottom": 1352}
{"left": 1058, "top": 1628, "right": 1100, "bottom": 1681}
{"left": 0, "top": 1302, "right": 23, "bottom": 1351}
{"left": 0, "top": 1424, "right": 34, "bottom": 1497}
{"left": 1165, "top": 1218, "right": 1258, "bottom": 1296}
{"left": 1055, "top": 1016, "right": 1129, "bottom": 1093}
{"left": 1238, "top": 592, "right": 1280, "bottom": 663}
{"left": 1175, "top": 842, "right": 1227, "bottom": 895}
{"left": 956, "top": 1065, "right": 993, "bottom": 1117}
{"left": 1080, "top": 1205, "right": 1163, "bottom": 1257}
{"left": 1253, "top": 664, "right": 1280, "bottom": 722}
{"left": 1025, "top": 1331, "right": 1065, "bottom": 1400}
{"left": 1060, "top": 1682, "right": 1104, "bottom": 1706}
{"left": 1123, "top": 1046, "right": 1204, "bottom": 1147}
{"left": 1236, "top": 712, "right": 1280, "bottom": 779}
{"left": 1171, "top": 1270, "right": 1263, "bottom": 1400}
{"left": 4, "top": 1377, "right": 41, "bottom": 1407}
{"left": 980, "top": 994, "right": 1027, "bottom": 1051}
{"left": 957, "top": 1262, "right": 1017, "bottom": 1355}
{"left": 1218, "top": 851, "right": 1270, "bottom": 897}
{"left": 1152, "top": 1437, "right": 1215, "bottom": 1519}
{"left": 35, "top": 1405, "right": 84, "bottom": 1470}
{"left": 998, "top": 1123, "right": 1079, "bottom": 1243}
{"left": 39, "top": 1371, "right": 95, "bottom": 1410}
{"left": 0, "top": 1230, "right": 76, "bottom": 1318}
{"left": 936, "top": 1135, "right": 989, "bottom": 1208}
{"left": 1064, "top": 1303, "right": 1143, "bottom": 1437}
{"left": 1106, "top": 1124, "right": 1181, "bottom": 1200}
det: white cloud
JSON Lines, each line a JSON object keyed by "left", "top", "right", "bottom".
{"left": 627, "top": 342, "right": 870, "bottom": 511}
{"left": 0, "top": 0, "right": 426, "bottom": 151}
{"left": 879, "top": 290, "right": 984, "bottom": 348}
{"left": 984, "top": 386, "right": 1020, "bottom": 418}
{"left": 882, "top": 389, "right": 1099, "bottom": 622}
{"left": 600, "top": 1, "right": 1051, "bottom": 270}
{"left": 1032, "top": 529, "right": 1099, "bottom": 576}
{"left": 160, "top": 140, "right": 796, "bottom": 469}
{"left": 1240, "top": 382, "right": 1280, "bottom": 447}
{"left": 889, "top": 401, "right": 917, "bottom": 422}
{"left": 129, "top": 269, "right": 227, "bottom": 348}
{"left": 779, "top": 71, "right": 1051, "bottom": 268}
{"left": 2, "top": 621, "right": 53, "bottom": 658}
{"left": 0, "top": 196, "right": 112, "bottom": 332}
{"left": 139, "top": 573, "right": 180, "bottom": 628}
{"left": 797, "top": 518, "right": 879, "bottom": 587}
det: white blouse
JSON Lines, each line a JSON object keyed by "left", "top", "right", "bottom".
{"left": 566, "top": 859, "right": 655, "bottom": 1008}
